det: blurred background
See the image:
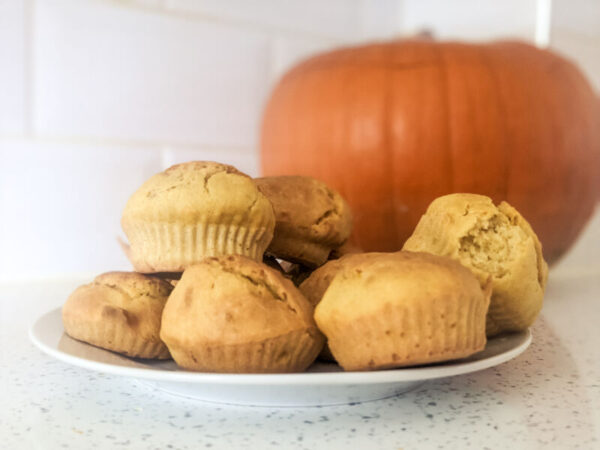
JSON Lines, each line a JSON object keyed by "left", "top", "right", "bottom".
{"left": 0, "top": 0, "right": 598, "bottom": 282}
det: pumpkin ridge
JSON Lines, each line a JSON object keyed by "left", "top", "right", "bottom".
{"left": 480, "top": 45, "right": 510, "bottom": 203}
{"left": 338, "top": 61, "right": 354, "bottom": 245}
{"left": 438, "top": 43, "right": 455, "bottom": 195}
{"left": 384, "top": 41, "right": 398, "bottom": 246}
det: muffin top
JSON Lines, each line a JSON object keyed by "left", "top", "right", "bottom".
{"left": 161, "top": 255, "right": 321, "bottom": 346}
{"left": 315, "top": 251, "right": 489, "bottom": 321}
{"left": 122, "top": 161, "right": 275, "bottom": 224}
{"left": 299, "top": 252, "right": 385, "bottom": 308}
{"left": 255, "top": 176, "right": 352, "bottom": 247}
{"left": 402, "top": 193, "right": 548, "bottom": 290}
{"left": 63, "top": 271, "right": 173, "bottom": 343}
{"left": 94, "top": 271, "right": 173, "bottom": 297}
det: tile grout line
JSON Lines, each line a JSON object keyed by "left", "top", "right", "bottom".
{"left": 102, "top": 0, "right": 345, "bottom": 45}
{"left": 0, "top": 134, "right": 255, "bottom": 154}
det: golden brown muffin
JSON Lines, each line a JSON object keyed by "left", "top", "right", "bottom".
{"left": 298, "top": 258, "right": 343, "bottom": 361}
{"left": 255, "top": 176, "right": 352, "bottom": 267}
{"left": 160, "top": 255, "right": 324, "bottom": 373}
{"left": 300, "top": 253, "right": 383, "bottom": 309}
{"left": 299, "top": 259, "right": 343, "bottom": 309}
{"left": 299, "top": 252, "right": 382, "bottom": 361}
{"left": 314, "top": 252, "right": 491, "bottom": 371}
{"left": 402, "top": 193, "right": 548, "bottom": 336}
{"left": 121, "top": 161, "right": 275, "bottom": 273}
{"left": 62, "top": 272, "right": 174, "bottom": 359}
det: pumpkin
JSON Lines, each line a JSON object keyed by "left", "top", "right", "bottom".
{"left": 260, "top": 40, "right": 600, "bottom": 264}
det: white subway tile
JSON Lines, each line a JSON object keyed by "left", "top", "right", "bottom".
{"left": 0, "top": 139, "right": 162, "bottom": 280}
{"left": 268, "top": 37, "right": 341, "bottom": 86}
{"left": 552, "top": 0, "right": 600, "bottom": 39}
{"left": 160, "top": 146, "right": 259, "bottom": 177}
{"left": 0, "top": 0, "right": 26, "bottom": 134}
{"left": 400, "top": 0, "right": 538, "bottom": 42}
{"left": 266, "top": 0, "right": 401, "bottom": 87}
{"left": 33, "top": 0, "right": 270, "bottom": 148}
{"left": 166, "top": 0, "right": 362, "bottom": 41}
{"left": 358, "top": 0, "right": 401, "bottom": 41}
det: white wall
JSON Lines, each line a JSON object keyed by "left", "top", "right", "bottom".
{"left": 0, "top": 0, "right": 597, "bottom": 280}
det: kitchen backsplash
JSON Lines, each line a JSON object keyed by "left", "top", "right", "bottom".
{"left": 0, "top": 0, "right": 598, "bottom": 280}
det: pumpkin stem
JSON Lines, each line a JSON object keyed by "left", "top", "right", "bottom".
{"left": 414, "top": 29, "right": 435, "bottom": 40}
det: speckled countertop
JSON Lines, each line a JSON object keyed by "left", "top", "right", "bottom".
{"left": 1, "top": 272, "right": 598, "bottom": 450}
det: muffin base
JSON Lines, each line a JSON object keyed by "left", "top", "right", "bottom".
{"left": 165, "top": 329, "right": 322, "bottom": 373}
{"left": 126, "top": 221, "right": 273, "bottom": 272}
{"left": 320, "top": 286, "right": 489, "bottom": 371}
{"left": 63, "top": 304, "right": 171, "bottom": 360}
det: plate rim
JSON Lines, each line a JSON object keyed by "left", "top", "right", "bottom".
{"left": 30, "top": 307, "right": 532, "bottom": 386}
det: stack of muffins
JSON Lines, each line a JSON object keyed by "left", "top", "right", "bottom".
{"left": 62, "top": 161, "right": 548, "bottom": 373}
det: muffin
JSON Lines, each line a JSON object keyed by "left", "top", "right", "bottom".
{"left": 160, "top": 255, "right": 324, "bottom": 373}
{"left": 402, "top": 193, "right": 548, "bottom": 336}
{"left": 300, "top": 253, "right": 383, "bottom": 309}
{"left": 314, "top": 252, "right": 491, "bottom": 371}
{"left": 121, "top": 161, "right": 275, "bottom": 273}
{"left": 300, "top": 252, "right": 384, "bottom": 361}
{"left": 62, "top": 272, "right": 174, "bottom": 359}
{"left": 298, "top": 258, "right": 343, "bottom": 361}
{"left": 254, "top": 176, "right": 352, "bottom": 267}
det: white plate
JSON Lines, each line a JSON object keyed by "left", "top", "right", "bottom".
{"left": 30, "top": 308, "right": 531, "bottom": 407}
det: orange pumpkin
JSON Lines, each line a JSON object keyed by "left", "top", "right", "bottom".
{"left": 260, "top": 40, "right": 600, "bottom": 264}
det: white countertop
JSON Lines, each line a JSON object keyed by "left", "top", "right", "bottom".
{"left": 1, "top": 272, "right": 599, "bottom": 450}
